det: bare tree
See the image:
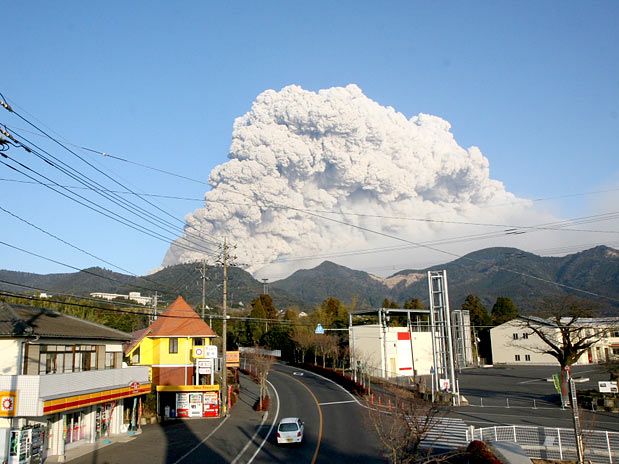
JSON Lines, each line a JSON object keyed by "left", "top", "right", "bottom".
{"left": 518, "top": 298, "right": 606, "bottom": 366}
{"left": 291, "top": 326, "right": 314, "bottom": 363}
{"left": 244, "top": 347, "right": 275, "bottom": 410}
{"left": 365, "top": 386, "right": 448, "bottom": 464}
{"left": 515, "top": 296, "right": 612, "bottom": 405}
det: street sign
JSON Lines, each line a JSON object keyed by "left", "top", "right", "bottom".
{"left": 315, "top": 324, "right": 325, "bottom": 335}
{"left": 599, "top": 381, "right": 618, "bottom": 393}
{"left": 204, "top": 345, "right": 218, "bottom": 359}
{"left": 197, "top": 358, "right": 213, "bottom": 375}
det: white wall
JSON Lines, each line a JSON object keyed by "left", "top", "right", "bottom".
{"left": 0, "top": 340, "right": 20, "bottom": 375}
{"left": 490, "top": 320, "right": 593, "bottom": 365}
{"left": 350, "top": 325, "right": 435, "bottom": 377}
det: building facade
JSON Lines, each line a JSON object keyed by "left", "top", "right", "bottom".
{"left": 124, "top": 296, "right": 220, "bottom": 419}
{"left": 0, "top": 302, "right": 150, "bottom": 463}
{"left": 490, "top": 317, "right": 619, "bottom": 365}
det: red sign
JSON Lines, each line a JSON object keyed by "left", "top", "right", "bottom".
{"left": 129, "top": 381, "right": 140, "bottom": 393}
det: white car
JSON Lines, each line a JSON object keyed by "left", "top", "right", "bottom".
{"left": 276, "top": 417, "right": 304, "bottom": 444}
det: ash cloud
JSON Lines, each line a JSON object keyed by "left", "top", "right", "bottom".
{"left": 163, "top": 84, "right": 554, "bottom": 277}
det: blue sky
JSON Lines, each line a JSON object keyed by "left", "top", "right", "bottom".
{"left": 1, "top": 1, "right": 618, "bottom": 278}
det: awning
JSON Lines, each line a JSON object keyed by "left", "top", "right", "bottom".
{"left": 156, "top": 385, "right": 220, "bottom": 393}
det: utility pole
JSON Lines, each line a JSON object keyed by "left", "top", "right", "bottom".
{"left": 150, "top": 292, "right": 158, "bottom": 325}
{"left": 262, "top": 278, "right": 269, "bottom": 295}
{"left": 196, "top": 259, "right": 208, "bottom": 321}
{"left": 221, "top": 238, "right": 232, "bottom": 416}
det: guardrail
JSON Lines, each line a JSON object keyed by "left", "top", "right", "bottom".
{"left": 468, "top": 426, "right": 619, "bottom": 464}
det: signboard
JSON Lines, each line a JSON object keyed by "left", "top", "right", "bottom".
{"left": 0, "top": 391, "right": 17, "bottom": 417}
{"left": 203, "top": 391, "right": 219, "bottom": 418}
{"left": 205, "top": 345, "right": 218, "bottom": 359}
{"left": 197, "top": 359, "right": 213, "bottom": 375}
{"left": 188, "top": 393, "right": 203, "bottom": 417}
{"left": 439, "top": 379, "right": 450, "bottom": 391}
{"left": 129, "top": 381, "right": 140, "bottom": 393}
{"left": 226, "top": 351, "right": 240, "bottom": 367}
{"left": 193, "top": 345, "right": 218, "bottom": 359}
{"left": 176, "top": 393, "right": 189, "bottom": 418}
{"left": 598, "top": 381, "right": 618, "bottom": 393}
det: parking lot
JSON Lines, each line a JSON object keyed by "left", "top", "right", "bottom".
{"left": 458, "top": 364, "right": 612, "bottom": 408}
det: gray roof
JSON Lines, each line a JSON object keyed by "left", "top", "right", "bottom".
{"left": 518, "top": 315, "right": 619, "bottom": 328}
{"left": 0, "top": 302, "right": 130, "bottom": 341}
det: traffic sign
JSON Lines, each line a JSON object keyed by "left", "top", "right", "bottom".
{"left": 315, "top": 324, "right": 325, "bottom": 335}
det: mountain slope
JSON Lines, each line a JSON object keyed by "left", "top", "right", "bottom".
{"left": 1, "top": 246, "right": 617, "bottom": 313}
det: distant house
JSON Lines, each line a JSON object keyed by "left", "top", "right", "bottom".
{"left": 124, "top": 296, "right": 220, "bottom": 418}
{"left": 0, "top": 302, "right": 150, "bottom": 463}
{"left": 490, "top": 316, "right": 619, "bottom": 365}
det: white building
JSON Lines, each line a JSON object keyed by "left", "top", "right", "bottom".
{"left": 349, "top": 307, "right": 473, "bottom": 379}
{"left": 0, "top": 302, "right": 150, "bottom": 463}
{"left": 90, "top": 291, "right": 153, "bottom": 306}
{"left": 490, "top": 316, "right": 619, "bottom": 366}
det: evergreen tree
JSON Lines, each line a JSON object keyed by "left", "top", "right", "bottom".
{"left": 403, "top": 298, "right": 424, "bottom": 309}
{"left": 491, "top": 297, "right": 518, "bottom": 325}
{"left": 461, "top": 294, "right": 490, "bottom": 328}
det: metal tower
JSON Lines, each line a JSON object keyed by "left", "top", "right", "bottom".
{"left": 427, "top": 270, "right": 458, "bottom": 402}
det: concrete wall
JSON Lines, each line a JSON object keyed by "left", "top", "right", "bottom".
{"left": 0, "top": 340, "right": 20, "bottom": 375}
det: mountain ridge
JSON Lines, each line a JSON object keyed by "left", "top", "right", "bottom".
{"left": 1, "top": 246, "right": 617, "bottom": 314}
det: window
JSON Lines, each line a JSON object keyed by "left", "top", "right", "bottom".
{"left": 105, "top": 352, "right": 117, "bottom": 369}
{"left": 525, "top": 355, "right": 531, "bottom": 361}
{"left": 169, "top": 338, "right": 178, "bottom": 354}
{"left": 515, "top": 355, "right": 521, "bottom": 361}
{"left": 612, "top": 330, "right": 619, "bottom": 338}
{"left": 132, "top": 346, "right": 140, "bottom": 364}
{"left": 35, "top": 344, "right": 100, "bottom": 374}
{"left": 193, "top": 338, "right": 204, "bottom": 346}
{"left": 522, "top": 333, "right": 529, "bottom": 339}
{"left": 512, "top": 333, "right": 519, "bottom": 340}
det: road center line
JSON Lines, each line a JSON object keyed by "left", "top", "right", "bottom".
{"left": 318, "top": 400, "right": 356, "bottom": 406}
{"left": 288, "top": 373, "right": 323, "bottom": 464}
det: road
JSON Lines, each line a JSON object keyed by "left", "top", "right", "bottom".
{"left": 249, "top": 364, "right": 384, "bottom": 464}
{"left": 65, "top": 365, "right": 384, "bottom": 464}
{"left": 451, "top": 365, "right": 619, "bottom": 432}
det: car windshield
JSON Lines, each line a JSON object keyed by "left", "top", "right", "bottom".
{"left": 279, "top": 423, "right": 299, "bottom": 432}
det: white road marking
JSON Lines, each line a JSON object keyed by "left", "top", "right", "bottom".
{"left": 231, "top": 411, "right": 270, "bottom": 464}
{"left": 318, "top": 400, "right": 356, "bottom": 406}
{"left": 278, "top": 364, "right": 365, "bottom": 408}
{"left": 246, "top": 379, "right": 280, "bottom": 464}
{"left": 172, "top": 414, "right": 229, "bottom": 464}
{"left": 518, "top": 378, "right": 547, "bottom": 384}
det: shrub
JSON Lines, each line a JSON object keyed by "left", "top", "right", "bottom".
{"left": 466, "top": 440, "right": 504, "bottom": 464}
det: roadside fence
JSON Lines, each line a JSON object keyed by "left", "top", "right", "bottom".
{"left": 468, "top": 425, "right": 619, "bottom": 464}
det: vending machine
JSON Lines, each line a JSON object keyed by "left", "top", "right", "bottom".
{"left": 203, "top": 391, "right": 219, "bottom": 418}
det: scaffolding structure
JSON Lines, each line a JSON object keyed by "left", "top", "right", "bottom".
{"left": 427, "top": 270, "right": 459, "bottom": 403}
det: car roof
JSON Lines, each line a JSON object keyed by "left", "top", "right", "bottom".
{"left": 279, "top": 417, "right": 300, "bottom": 424}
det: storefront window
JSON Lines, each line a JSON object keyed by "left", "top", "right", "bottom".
{"left": 64, "top": 411, "right": 87, "bottom": 445}
{"left": 95, "top": 403, "right": 114, "bottom": 440}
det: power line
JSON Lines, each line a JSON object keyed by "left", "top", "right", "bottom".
{"left": 3, "top": 125, "right": 220, "bottom": 252}
{"left": 0, "top": 178, "right": 202, "bottom": 201}
{"left": 0, "top": 151, "right": 215, "bottom": 257}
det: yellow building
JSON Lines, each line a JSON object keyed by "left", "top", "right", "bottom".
{"left": 125, "top": 296, "right": 220, "bottom": 418}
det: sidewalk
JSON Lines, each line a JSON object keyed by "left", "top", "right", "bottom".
{"left": 46, "top": 372, "right": 265, "bottom": 463}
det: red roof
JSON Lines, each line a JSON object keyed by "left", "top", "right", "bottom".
{"left": 148, "top": 296, "right": 218, "bottom": 337}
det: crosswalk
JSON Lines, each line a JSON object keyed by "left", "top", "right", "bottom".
{"left": 419, "top": 417, "right": 470, "bottom": 451}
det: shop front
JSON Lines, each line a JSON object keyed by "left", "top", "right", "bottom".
{"left": 156, "top": 385, "right": 220, "bottom": 419}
